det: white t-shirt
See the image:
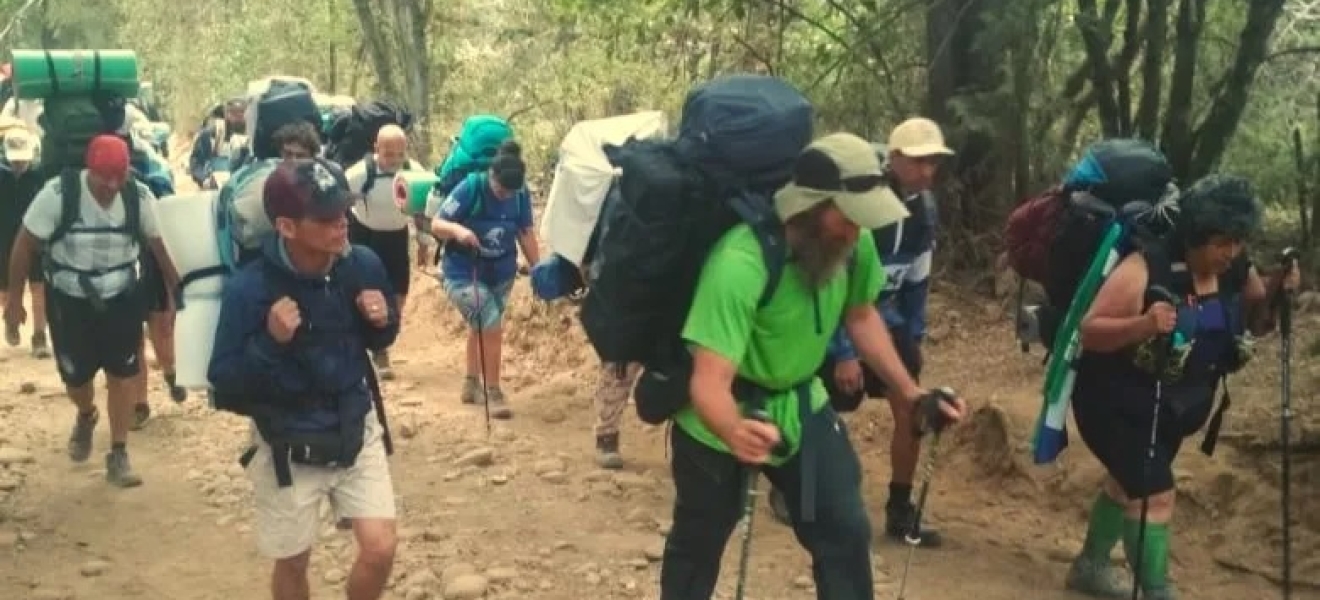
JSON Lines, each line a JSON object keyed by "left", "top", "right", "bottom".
{"left": 345, "top": 155, "right": 424, "bottom": 231}
{"left": 23, "top": 172, "right": 161, "bottom": 299}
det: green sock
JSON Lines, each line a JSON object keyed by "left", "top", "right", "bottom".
{"left": 1080, "top": 493, "right": 1125, "bottom": 562}
{"left": 1122, "top": 518, "right": 1170, "bottom": 590}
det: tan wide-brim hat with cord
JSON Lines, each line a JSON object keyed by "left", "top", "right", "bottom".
{"left": 887, "top": 117, "right": 955, "bottom": 158}
{"left": 774, "top": 132, "right": 909, "bottom": 230}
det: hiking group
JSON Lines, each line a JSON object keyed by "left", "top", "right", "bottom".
{"left": 0, "top": 52, "right": 1303, "bottom": 600}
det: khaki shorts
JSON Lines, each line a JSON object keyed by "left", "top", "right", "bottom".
{"left": 245, "top": 414, "right": 396, "bottom": 559}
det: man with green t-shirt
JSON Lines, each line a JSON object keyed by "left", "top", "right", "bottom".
{"left": 660, "top": 133, "right": 968, "bottom": 599}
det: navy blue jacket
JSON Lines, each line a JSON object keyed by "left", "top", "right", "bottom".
{"left": 208, "top": 238, "right": 399, "bottom": 432}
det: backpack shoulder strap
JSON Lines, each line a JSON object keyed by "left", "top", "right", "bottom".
{"left": 48, "top": 169, "right": 82, "bottom": 246}
{"left": 122, "top": 179, "right": 143, "bottom": 247}
{"left": 360, "top": 155, "right": 377, "bottom": 195}
{"left": 462, "top": 172, "right": 486, "bottom": 220}
{"left": 1140, "top": 240, "right": 1187, "bottom": 305}
{"left": 727, "top": 191, "right": 787, "bottom": 310}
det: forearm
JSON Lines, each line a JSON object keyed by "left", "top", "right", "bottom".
{"left": 518, "top": 230, "right": 540, "bottom": 265}
{"left": 690, "top": 369, "right": 742, "bottom": 441}
{"left": 6, "top": 236, "right": 33, "bottom": 298}
{"left": 430, "top": 218, "right": 464, "bottom": 240}
{"left": 149, "top": 239, "right": 180, "bottom": 291}
{"left": 1079, "top": 316, "right": 1153, "bottom": 353}
{"left": 845, "top": 307, "right": 919, "bottom": 400}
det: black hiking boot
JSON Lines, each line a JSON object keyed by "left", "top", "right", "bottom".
{"left": 885, "top": 500, "right": 943, "bottom": 548}
{"left": 131, "top": 402, "right": 151, "bottom": 431}
{"left": 30, "top": 332, "right": 50, "bottom": 359}
{"left": 595, "top": 433, "right": 623, "bottom": 470}
{"left": 68, "top": 409, "right": 98, "bottom": 463}
{"left": 165, "top": 371, "right": 187, "bottom": 403}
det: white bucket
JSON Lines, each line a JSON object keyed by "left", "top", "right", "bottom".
{"left": 173, "top": 297, "right": 222, "bottom": 389}
{"left": 155, "top": 191, "right": 226, "bottom": 297}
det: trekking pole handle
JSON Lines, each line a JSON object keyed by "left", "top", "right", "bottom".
{"left": 1145, "top": 285, "right": 1181, "bottom": 374}
{"left": 1277, "top": 247, "right": 1300, "bottom": 334}
{"left": 914, "top": 387, "right": 959, "bottom": 436}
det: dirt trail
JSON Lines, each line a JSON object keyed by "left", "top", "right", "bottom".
{"left": 0, "top": 270, "right": 1311, "bottom": 600}
{"left": 0, "top": 154, "right": 1313, "bottom": 599}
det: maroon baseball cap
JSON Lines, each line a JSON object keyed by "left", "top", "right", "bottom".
{"left": 262, "top": 158, "right": 356, "bottom": 222}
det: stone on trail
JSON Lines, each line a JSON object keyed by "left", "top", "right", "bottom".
{"left": 0, "top": 447, "right": 34, "bottom": 465}
{"left": 454, "top": 447, "right": 494, "bottom": 468}
{"left": 442, "top": 573, "right": 489, "bottom": 599}
{"left": 79, "top": 560, "right": 110, "bottom": 577}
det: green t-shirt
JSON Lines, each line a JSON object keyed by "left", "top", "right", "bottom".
{"left": 675, "top": 224, "right": 886, "bottom": 465}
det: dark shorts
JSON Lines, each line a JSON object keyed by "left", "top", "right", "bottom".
{"left": 47, "top": 287, "right": 146, "bottom": 387}
{"left": 0, "top": 249, "right": 43, "bottom": 287}
{"left": 818, "top": 329, "right": 923, "bottom": 413}
{"left": 139, "top": 252, "right": 171, "bottom": 315}
{"left": 348, "top": 214, "right": 411, "bottom": 297}
{"left": 1072, "top": 378, "right": 1216, "bottom": 499}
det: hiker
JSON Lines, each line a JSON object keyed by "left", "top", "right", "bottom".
{"left": 190, "top": 97, "right": 247, "bottom": 187}
{"left": 131, "top": 150, "right": 185, "bottom": 428}
{"left": 272, "top": 121, "right": 321, "bottom": 161}
{"left": 423, "top": 115, "right": 514, "bottom": 265}
{"left": 0, "top": 129, "right": 50, "bottom": 358}
{"left": 429, "top": 140, "right": 538, "bottom": 419}
{"left": 1065, "top": 175, "right": 1300, "bottom": 599}
{"left": 345, "top": 124, "right": 425, "bottom": 380}
{"left": 208, "top": 159, "right": 400, "bottom": 600}
{"left": 660, "top": 133, "right": 967, "bottom": 599}
{"left": 3, "top": 135, "right": 178, "bottom": 488}
{"left": 770, "top": 117, "right": 956, "bottom": 543}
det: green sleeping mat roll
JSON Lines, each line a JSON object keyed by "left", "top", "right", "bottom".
{"left": 11, "top": 50, "right": 140, "bottom": 100}
{"left": 394, "top": 171, "right": 439, "bottom": 215}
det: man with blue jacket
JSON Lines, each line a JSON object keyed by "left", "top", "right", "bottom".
{"left": 208, "top": 158, "right": 400, "bottom": 600}
{"left": 768, "top": 118, "right": 955, "bottom": 548}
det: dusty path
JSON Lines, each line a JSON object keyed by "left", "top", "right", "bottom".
{"left": 0, "top": 151, "right": 1309, "bottom": 599}
{"left": 0, "top": 269, "right": 1308, "bottom": 600}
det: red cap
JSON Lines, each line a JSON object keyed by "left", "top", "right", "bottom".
{"left": 86, "top": 135, "right": 130, "bottom": 179}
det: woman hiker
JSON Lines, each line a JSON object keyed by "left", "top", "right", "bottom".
{"left": 1064, "top": 174, "right": 1301, "bottom": 599}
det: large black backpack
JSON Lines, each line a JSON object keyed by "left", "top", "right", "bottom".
{"left": 250, "top": 81, "right": 319, "bottom": 160}
{"left": 324, "top": 100, "right": 414, "bottom": 168}
{"left": 579, "top": 74, "right": 813, "bottom": 424}
{"left": 38, "top": 95, "right": 128, "bottom": 179}
{"left": 1011, "top": 139, "right": 1178, "bottom": 353}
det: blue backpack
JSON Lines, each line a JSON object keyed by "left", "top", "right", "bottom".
{"left": 578, "top": 74, "right": 813, "bottom": 423}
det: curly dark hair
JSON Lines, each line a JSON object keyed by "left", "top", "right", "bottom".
{"left": 271, "top": 121, "right": 322, "bottom": 155}
{"left": 1175, "top": 174, "right": 1262, "bottom": 247}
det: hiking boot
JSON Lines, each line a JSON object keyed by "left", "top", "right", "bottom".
{"left": 595, "top": 433, "right": 624, "bottom": 470}
{"left": 768, "top": 487, "right": 792, "bottom": 525}
{"left": 30, "top": 332, "right": 50, "bottom": 359}
{"left": 105, "top": 450, "right": 143, "bottom": 488}
{"left": 885, "top": 501, "right": 943, "bottom": 548}
{"left": 1140, "top": 585, "right": 1178, "bottom": 599}
{"left": 68, "top": 409, "right": 98, "bottom": 462}
{"left": 165, "top": 371, "right": 187, "bottom": 403}
{"left": 4, "top": 322, "right": 19, "bottom": 347}
{"left": 460, "top": 377, "right": 480, "bottom": 404}
{"left": 1065, "top": 555, "right": 1132, "bottom": 597}
{"left": 131, "top": 403, "right": 151, "bottom": 431}
{"left": 486, "top": 387, "right": 512, "bottom": 419}
{"left": 373, "top": 351, "right": 395, "bottom": 381}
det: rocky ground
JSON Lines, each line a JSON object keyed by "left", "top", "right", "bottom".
{"left": 0, "top": 157, "right": 1316, "bottom": 598}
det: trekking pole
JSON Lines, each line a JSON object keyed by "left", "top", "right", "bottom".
{"left": 1277, "top": 247, "right": 1300, "bottom": 600}
{"left": 470, "top": 262, "right": 491, "bottom": 437}
{"left": 734, "top": 408, "right": 774, "bottom": 600}
{"left": 896, "top": 387, "right": 958, "bottom": 600}
{"left": 1131, "top": 285, "right": 1179, "bottom": 600}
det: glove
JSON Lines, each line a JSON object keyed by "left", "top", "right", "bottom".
{"left": 913, "top": 387, "right": 959, "bottom": 436}
{"left": 1131, "top": 334, "right": 1193, "bottom": 382}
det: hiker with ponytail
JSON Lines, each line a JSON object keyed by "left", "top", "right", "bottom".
{"left": 430, "top": 140, "right": 541, "bottom": 419}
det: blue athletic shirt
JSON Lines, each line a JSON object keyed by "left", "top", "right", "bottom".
{"left": 437, "top": 173, "right": 533, "bottom": 286}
